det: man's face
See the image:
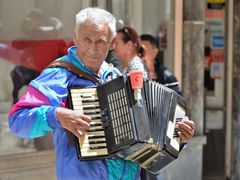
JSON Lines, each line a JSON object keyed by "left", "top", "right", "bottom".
{"left": 141, "top": 40, "right": 158, "bottom": 62}
{"left": 74, "top": 22, "right": 114, "bottom": 73}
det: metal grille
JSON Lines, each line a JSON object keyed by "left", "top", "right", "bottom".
{"left": 107, "top": 88, "right": 133, "bottom": 145}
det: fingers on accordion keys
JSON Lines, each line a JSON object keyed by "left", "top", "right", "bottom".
{"left": 81, "top": 114, "right": 92, "bottom": 124}
{"left": 76, "top": 126, "right": 88, "bottom": 136}
{"left": 182, "top": 116, "right": 195, "bottom": 136}
{"left": 77, "top": 129, "right": 83, "bottom": 136}
{"left": 175, "top": 115, "right": 187, "bottom": 127}
{"left": 73, "top": 128, "right": 84, "bottom": 139}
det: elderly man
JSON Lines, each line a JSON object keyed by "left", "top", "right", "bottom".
{"left": 8, "top": 7, "right": 194, "bottom": 180}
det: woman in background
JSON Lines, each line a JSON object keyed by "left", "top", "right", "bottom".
{"left": 114, "top": 26, "right": 148, "bottom": 78}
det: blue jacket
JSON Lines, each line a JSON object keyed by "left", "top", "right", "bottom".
{"left": 8, "top": 46, "right": 140, "bottom": 180}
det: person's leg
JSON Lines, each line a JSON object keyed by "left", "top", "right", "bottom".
{"left": 10, "top": 67, "right": 24, "bottom": 104}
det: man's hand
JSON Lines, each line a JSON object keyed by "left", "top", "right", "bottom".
{"left": 55, "top": 107, "right": 91, "bottom": 139}
{"left": 176, "top": 117, "right": 195, "bottom": 143}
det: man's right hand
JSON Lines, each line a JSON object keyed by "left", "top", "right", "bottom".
{"left": 55, "top": 107, "right": 91, "bottom": 139}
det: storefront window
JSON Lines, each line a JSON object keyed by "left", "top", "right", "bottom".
{"left": 142, "top": 0, "right": 175, "bottom": 69}
{"left": 0, "top": 0, "right": 79, "bottom": 155}
{"left": 111, "top": 0, "right": 129, "bottom": 28}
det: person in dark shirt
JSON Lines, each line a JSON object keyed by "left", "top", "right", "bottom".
{"left": 140, "top": 34, "right": 181, "bottom": 94}
{"left": 105, "top": 49, "right": 122, "bottom": 70}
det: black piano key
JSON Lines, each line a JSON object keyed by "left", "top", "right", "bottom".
{"left": 88, "top": 135, "right": 105, "bottom": 139}
{"left": 89, "top": 140, "right": 106, "bottom": 144}
{"left": 84, "top": 111, "right": 100, "bottom": 115}
{"left": 87, "top": 128, "right": 104, "bottom": 132}
{"left": 90, "top": 146, "right": 107, "bottom": 150}
{"left": 83, "top": 106, "right": 100, "bottom": 110}
{"left": 82, "top": 99, "right": 98, "bottom": 103}
{"left": 91, "top": 116, "right": 101, "bottom": 120}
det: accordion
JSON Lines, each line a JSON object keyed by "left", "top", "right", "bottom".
{"left": 68, "top": 72, "right": 187, "bottom": 174}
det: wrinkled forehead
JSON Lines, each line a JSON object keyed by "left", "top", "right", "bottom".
{"left": 78, "top": 21, "right": 112, "bottom": 38}
{"left": 86, "top": 21, "right": 108, "bottom": 30}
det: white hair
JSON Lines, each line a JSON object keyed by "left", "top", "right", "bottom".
{"left": 75, "top": 7, "right": 116, "bottom": 40}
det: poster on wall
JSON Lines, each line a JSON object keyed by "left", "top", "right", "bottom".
{"left": 207, "top": 0, "right": 225, "bottom": 9}
{"left": 205, "top": 9, "right": 225, "bottom": 80}
{"left": 210, "top": 49, "right": 224, "bottom": 62}
{"left": 207, "top": 0, "right": 225, "bottom": 3}
{"left": 205, "top": 10, "right": 225, "bottom": 47}
{"left": 207, "top": 21, "right": 224, "bottom": 34}
{"left": 210, "top": 35, "right": 224, "bottom": 49}
{"left": 205, "top": 9, "right": 224, "bottom": 19}
{"left": 210, "top": 62, "right": 223, "bottom": 79}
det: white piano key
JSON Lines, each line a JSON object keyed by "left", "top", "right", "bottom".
{"left": 81, "top": 142, "right": 107, "bottom": 148}
{"left": 80, "top": 149, "right": 108, "bottom": 157}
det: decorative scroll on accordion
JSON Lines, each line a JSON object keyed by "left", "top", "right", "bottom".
{"left": 68, "top": 72, "right": 187, "bottom": 174}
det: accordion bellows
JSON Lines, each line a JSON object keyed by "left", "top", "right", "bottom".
{"left": 68, "top": 75, "right": 187, "bottom": 174}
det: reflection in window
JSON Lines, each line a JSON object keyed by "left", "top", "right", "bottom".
{"left": 142, "top": 0, "right": 175, "bottom": 70}
{"left": 112, "top": 0, "right": 129, "bottom": 28}
{"left": 0, "top": 1, "right": 78, "bottom": 156}
{"left": 95, "top": 0, "right": 106, "bottom": 9}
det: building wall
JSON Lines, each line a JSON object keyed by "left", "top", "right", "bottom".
{"left": 232, "top": 0, "right": 240, "bottom": 179}
{"left": 163, "top": 0, "right": 207, "bottom": 179}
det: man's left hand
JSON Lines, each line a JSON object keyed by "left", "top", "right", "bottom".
{"left": 176, "top": 117, "right": 195, "bottom": 143}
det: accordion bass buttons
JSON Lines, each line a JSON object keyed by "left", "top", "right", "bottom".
{"left": 100, "top": 109, "right": 110, "bottom": 128}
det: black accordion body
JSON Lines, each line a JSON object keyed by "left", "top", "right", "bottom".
{"left": 68, "top": 74, "right": 187, "bottom": 174}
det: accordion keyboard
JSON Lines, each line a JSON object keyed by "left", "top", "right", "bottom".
{"left": 70, "top": 88, "right": 108, "bottom": 158}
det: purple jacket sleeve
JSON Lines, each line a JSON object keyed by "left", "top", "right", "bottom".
{"left": 8, "top": 68, "right": 69, "bottom": 139}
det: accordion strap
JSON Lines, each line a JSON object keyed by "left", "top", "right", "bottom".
{"left": 46, "top": 60, "right": 101, "bottom": 145}
{"left": 47, "top": 60, "right": 102, "bottom": 85}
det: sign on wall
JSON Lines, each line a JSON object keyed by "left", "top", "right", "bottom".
{"left": 211, "top": 35, "right": 224, "bottom": 49}
{"left": 205, "top": 9, "right": 225, "bottom": 80}
{"left": 210, "top": 62, "right": 223, "bottom": 79}
{"left": 207, "top": 0, "right": 225, "bottom": 3}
